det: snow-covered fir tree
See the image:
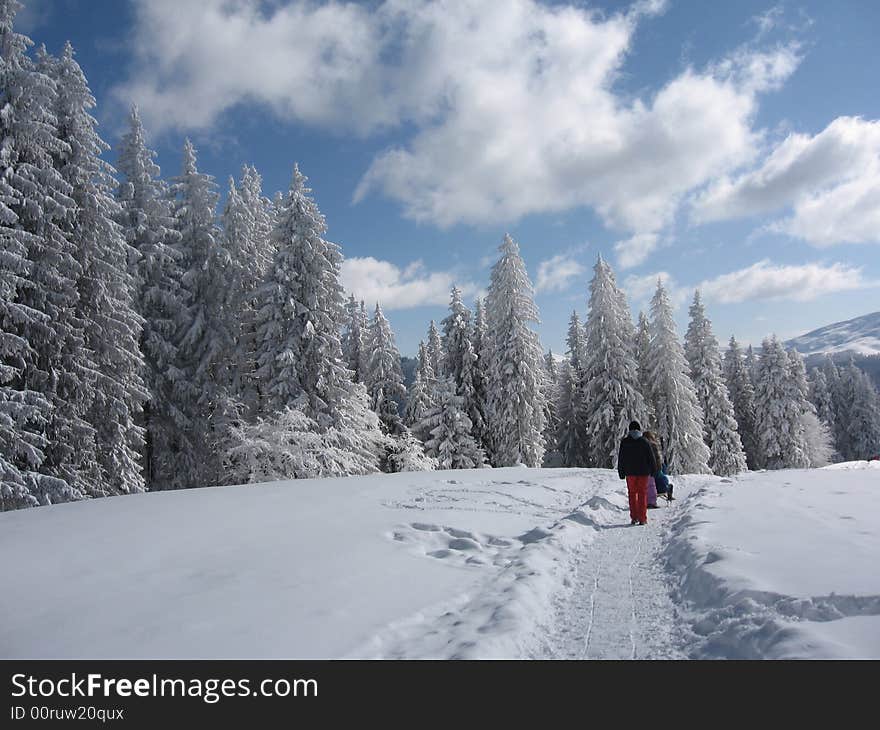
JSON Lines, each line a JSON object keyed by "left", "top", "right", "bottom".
{"left": 554, "top": 311, "right": 589, "bottom": 466}
{"left": 647, "top": 281, "right": 710, "bottom": 474}
{"left": 404, "top": 341, "right": 435, "bottom": 442}
{"left": 221, "top": 166, "right": 273, "bottom": 418}
{"left": 834, "top": 362, "right": 880, "bottom": 461}
{"left": 471, "top": 297, "right": 489, "bottom": 449}
{"left": 581, "top": 257, "right": 647, "bottom": 469}
{"left": 635, "top": 311, "right": 654, "bottom": 418}
{"left": 684, "top": 291, "right": 746, "bottom": 476}
{"left": 807, "top": 366, "right": 836, "bottom": 435}
{"left": 169, "top": 139, "right": 229, "bottom": 488}
{"left": 250, "top": 164, "right": 381, "bottom": 463}
{"left": 420, "top": 377, "right": 485, "bottom": 469}
{"left": 366, "top": 303, "right": 406, "bottom": 434}
{"left": 47, "top": 43, "right": 148, "bottom": 496}
{"left": 483, "top": 234, "right": 546, "bottom": 467}
{"left": 426, "top": 320, "right": 442, "bottom": 380}
{"left": 0, "top": 4, "right": 88, "bottom": 504}
{"left": 553, "top": 360, "right": 583, "bottom": 468}
{"left": 115, "top": 105, "right": 186, "bottom": 491}
{"left": 541, "top": 351, "right": 560, "bottom": 466}
{"left": 723, "top": 336, "right": 761, "bottom": 469}
{"left": 440, "top": 287, "right": 485, "bottom": 444}
{"left": 753, "top": 337, "right": 810, "bottom": 470}
{"left": 342, "top": 296, "right": 369, "bottom": 384}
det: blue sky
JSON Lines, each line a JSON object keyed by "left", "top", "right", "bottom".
{"left": 20, "top": 0, "right": 880, "bottom": 356}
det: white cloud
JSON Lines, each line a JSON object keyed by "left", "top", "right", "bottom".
{"left": 115, "top": 0, "right": 799, "bottom": 236}
{"left": 622, "top": 271, "right": 684, "bottom": 310}
{"left": 614, "top": 232, "right": 659, "bottom": 270}
{"left": 696, "top": 260, "right": 872, "bottom": 303}
{"left": 340, "top": 256, "right": 478, "bottom": 311}
{"left": 693, "top": 116, "right": 880, "bottom": 246}
{"left": 535, "top": 254, "right": 586, "bottom": 293}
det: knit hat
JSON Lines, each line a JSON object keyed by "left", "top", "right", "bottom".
{"left": 628, "top": 420, "right": 641, "bottom": 431}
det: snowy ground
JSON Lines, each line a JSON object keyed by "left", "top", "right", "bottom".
{"left": 1, "top": 463, "right": 878, "bottom": 659}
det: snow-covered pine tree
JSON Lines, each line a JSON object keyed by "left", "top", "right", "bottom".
{"left": 221, "top": 166, "right": 273, "bottom": 418}
{"left": 252, "top": 165, "right": 371, "bottom": 434}
{"left": 835, "top": 362, "right": 880, "bottom": 461}
{"left": 0, "top": 2, "right": 75, "bottom": 508}
{"left": 115, "top": 105, "right": 187, "bottom": 491}
{"left": 647, "top": 281, "right": 710, "bottom": 474}
{"left": 553, "top": 360, "right": 583, "bottom": 468}
{"left": 567, "top": 311, "right": 585, "bottom": 374}
{"left": 807, "top": 367, "right": 836, "bottom": 435}
{"left": 405, "top": 341, "right": 435, "bottom": 442}
{"left": 441, "top": 287, "right": 485, "bottom": 444}
{"left": 169, "top": 139, "right": 229, "bottom": 488}
{"left": 426, "top": 320, "right": 442, "bottom": 380}
{"left": 581, "top": 257, "right": 647, "bottom": 468}
{"left": 420, "top": 377, "right": 485, "bottom": 469}
{"left": 787, "top": 349, "right": 833, "bottom": 469}
{"left": 342, "top": 296, "right": 369, "bottom": 384}
{"left": 723, "top": 336, "right": 761, "bottom": 469}
{"left": 541, "top": 351, "right": 560, "bottom": 466}
{"left": 635, "top": 311, "right": 653, "bottom": 417}
{"left": 753, "top": 337, "right": 810, "bottom": 470}
{"left": 684, "top": 291, "right": 746, "bottom": 476}
{"left": 471, "top": 297, "right": 489, "bottom": 449}
{"left": 483, "top": 234, "right": 546, "bottom": 467}
{"left": 0, "top": 5, "right": 89, "bottom": 504}
{"left": 366, "top": 303, "right": 406, "bottom": 434}
{"left": 47, "top": 43, "right": 148, "bottom": 496}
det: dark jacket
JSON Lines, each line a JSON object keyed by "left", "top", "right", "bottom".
{"left": 617, "top": 434, "right": 658, "bottom": 479}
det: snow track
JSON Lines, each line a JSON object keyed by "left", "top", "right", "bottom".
{"left": 528, "top": 490, "right": 691, "bottom": 660}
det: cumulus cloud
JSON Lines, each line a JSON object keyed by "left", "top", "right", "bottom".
{"left": 693, "top": 116, "right": 880, "bottom": 246}
{"left": 114, "top": 0, "right": 800, "bottom": 235}
{"left": 340, "top": 257, "right": 478, "bottom": 311}
{"left": 622, "top": 271, "right": 684, "bottom": 310}
{"left": 535, "top": 254, "right": 586, "bottom": 293}
{"left": 614, "top": 233, "right": 659, "bottom": 270}
{"left": 696, "top": 260, "right": 871, "bottom": 303}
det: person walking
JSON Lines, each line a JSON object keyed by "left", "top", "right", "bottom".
{"left": 644, "top": 430, "right": 673, "bottom": 502}
{"left": 618, "top": 420, "right": 658, "bottom": 525}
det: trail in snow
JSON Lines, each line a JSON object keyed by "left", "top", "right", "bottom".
{"left": 529, "top": 488, "right": 696, "bottom": 660}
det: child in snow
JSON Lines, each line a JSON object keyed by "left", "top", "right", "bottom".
{"left": 644, "top": 431, "right": 672, "bottom": 503}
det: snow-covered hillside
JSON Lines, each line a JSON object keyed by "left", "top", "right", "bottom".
{"left": 2, "top": 465, "right": 878, "bottom": 659}
{"left": 786, "top": 311, "right": 880, "bottom": 357}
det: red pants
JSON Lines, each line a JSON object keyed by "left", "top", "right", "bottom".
{"left": 626, "top": 476, "right": 649, "bottom": 524}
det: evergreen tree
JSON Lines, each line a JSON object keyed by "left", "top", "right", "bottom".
{"left": 221, "top": 166, "right": 273, "bottom": 418}
{"left": 647, "top": 281, "right": 710, "bottom": 474}
{"left": 0, "top": 4, "right": 86, "bottom": 503}
{"left": 483, "top": 234, "right": 546, "bottom": 467}
{"left": 252, "top": 165, "right": 362, "bottom": 430}
{"left": 115, "top": 105, "right": 186, "bottom": 491}
{"left": 808, "top": 367, "right": 836, "bottom": 435}
{"left": 753, "top": 337, "right": 809, "bottom": 470}
{"left": 835, "top": 362, "right": 880, "bottom": 461}
{"left": 342, "top": 295, "right": 369, "bottom": 384}
{"left": 553, "top": 361, "right": 583, "bottom": 468}
{"left": 404, "top": 341, "right": 435, "bottom": 442}
{"left": 724, "top": 336, "right": 760, "bottom": 469}
{"left": 471, "top": 297, "right": 489, "bottom": 449}
{"left": 420, "top": 377, "right": 485, "bottom": 469}
{"left": 441, "top": 287, "right": 485, "bottom": 444}
{"left": 684, "top": 291, "right": 746, "bottom": 476}
{"left": 169, "top": 139, "right": 228, "bottom": 487}
{"left": 581, "top": 257, "right": 646, "bottom": 468}
{"left": 48, "top": 43, "right": 148, "bottom": 496}
{"left": 426, "top": 320, "right": 442, "bottom": 379}
{"left": 541, "top": 351, "right": 560, "bottom": 466}
{"left": 635, "top": 311, "right": 653, "bottom": 419}
{"left": 366, "top": 303, "right": 406, "bottom": 434}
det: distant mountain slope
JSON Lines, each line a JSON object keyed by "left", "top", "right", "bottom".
{"left": 785, "top": 311, "right": 880, "bottom": 357}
